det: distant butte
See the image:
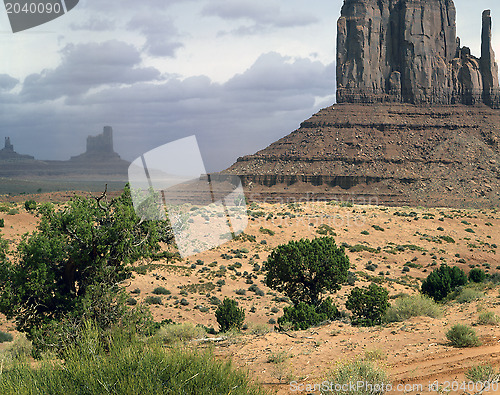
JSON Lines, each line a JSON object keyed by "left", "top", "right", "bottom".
{"left": 70, "top": 126, "right": 122, "bottom": 162}
{"left": 0, "top": 127, "right": 129, "bottom": 179}
{"left": 0, "top": 137, "right": 35, "bottom": 161}
{"left": 223, "top": 0, "right": 500, "bottom": 208}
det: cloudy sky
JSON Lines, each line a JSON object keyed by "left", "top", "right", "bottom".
{"left": 0, "top": 0, "right": 499, "bottom": 172}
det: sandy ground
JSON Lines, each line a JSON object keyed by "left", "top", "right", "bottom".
{"left": 0, "top": 194, "right": 499, "bottom": 394}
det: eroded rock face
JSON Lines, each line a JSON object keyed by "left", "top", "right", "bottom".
{"left": 337, "top": 0, "right": 500, "bottom": 107}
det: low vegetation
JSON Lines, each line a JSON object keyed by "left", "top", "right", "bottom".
{"left": 477, "top": 310, "right": 500, "bottom": 325}
{"left": 465, "top": 364, "right": 500, "bottom": 383}
{"left": 321, "top": 358, "right": 388, "bottom": 395}
{"left": 446, "top": 324, "right": 481, "bottom": 347}
{"left": 154, "top": 322, "right": 206, "bottom": 344}
{"left": 453, "top": 286, "right": 484, "bottom": 304}
{"left": 384, "top": 294, "right": 441, "bottom": 322}
{"left": 0, "top": 322, "right": 268, "bottom": 395}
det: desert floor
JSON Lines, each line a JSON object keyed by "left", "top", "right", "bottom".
{"left": 0, "top": 191, "right": 499, "bottom": 394}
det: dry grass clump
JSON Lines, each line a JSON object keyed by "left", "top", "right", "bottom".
{"left": 321, "top": 357, "right": 388, "bottom": 395}
{"left": 154, "top": 322, "right": 206, "bottom": 344}
{"left": 384, "top": 294, "right": 441, "bottom": 322}
{"left": 446, "top": 324, "right": 481, "bottom": 348}
{"left": 477, "top": 310, "right": 500, "bottom": 325}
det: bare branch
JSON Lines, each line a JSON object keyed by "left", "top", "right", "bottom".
{"left": 95, "top": 184, "right": 108, "bottom": 211}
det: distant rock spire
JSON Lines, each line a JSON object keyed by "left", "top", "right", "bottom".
{"left": 481, "top": 10, "right": 500, "bottom": 107}
{"left": 4, "top": 137, "right": 13, "bottom": 151}
{"left": 0, "top": 137, "right": 34, "bottom": 161}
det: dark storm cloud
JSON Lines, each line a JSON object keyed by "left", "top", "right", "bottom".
{"left": 201, "top": 0, "right": 318, "bottom": 35}
{"left": 20, "top": 40, "right": 162, "bottom": 102}
{"left": 14, "top": 52, "right": 332, "bottom": 169}
{"left": 127, "top": 15, "right": 184, "bottom": 57}
{"left": 0, "top": 74, "right": 19, "bottom": 91}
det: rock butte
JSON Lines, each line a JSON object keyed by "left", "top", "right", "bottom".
{"left": 0, "top": 127, "right": 129, "bottom": 178}
{"left": 223, "top": 0, "right": 500, "bottom": 208}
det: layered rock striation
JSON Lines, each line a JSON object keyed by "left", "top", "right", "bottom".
{"left": 224, "top": 104, "right": 500, "bottom": 206}
{"left": 336, "top": 0, "right": 500, "bottom": 107}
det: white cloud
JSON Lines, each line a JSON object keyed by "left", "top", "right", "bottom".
{"left": 201, "top": 0, "right": 318, "bottom": 35}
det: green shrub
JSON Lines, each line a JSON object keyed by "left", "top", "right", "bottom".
{"left": 321, "top": 358, "right": 388, "bottom": 395}
{"left": 145, "top": 296, "right": 163, "bottom": 305}
{"left": 346, "top": 283, "right": 389, "bottom": 326}
{"left": 0, "top": 330, "right": 13, "bottom": 343}
{"left": 278, "top": 297, "right": 339, "bottom": 331}
{"left": 477, "top": 310, "right": 500, "bottom": 325}
{"left": 0, "top": 218, "right": 3, "bottom": 228}
{"left": 316, "top": 224, "right": 336, "bottom": 236}
{"left": 264, "top": 237, "right": 349, "bottom": 306}
{"left": 259, "top": 227, "right": 275, "bottom": 236}
{"left": 0, "top": 186, "right": 170, "bottom": 355}
{"left": 421, "top": 265, "right": 468, "bottom": 301}
{"left": 384, "top": 294, "right": 441, "bottom": 322}
{"left": 446, "top": 324, "right": 481, "bottom": 347}
{"left": 126, "top": 297, "right": 137, "bottom": 306}
{"left": 24, "top": 200, "right": 37, "bottom": 211}
{"left": 7, "top": 209, "right": 18, "bottom": 215}
{"left": 152, "top": 286, "right": 171, "bottom": 295}
{"left": 439, "top": 235, "right": 455, "bottom": 243}
{"left": 468, "top": 268, "right": 486, "bottom": 283}
{"left": 215, "top": 298, "right": 245, "bottom": 332}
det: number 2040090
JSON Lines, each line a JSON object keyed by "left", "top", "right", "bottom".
{"left": 5, "top": 2, "right": 62, "bottom": 14}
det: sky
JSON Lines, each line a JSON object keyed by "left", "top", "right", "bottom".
{"left": 0, "top": 0, "right": 499, "bottom": 172}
